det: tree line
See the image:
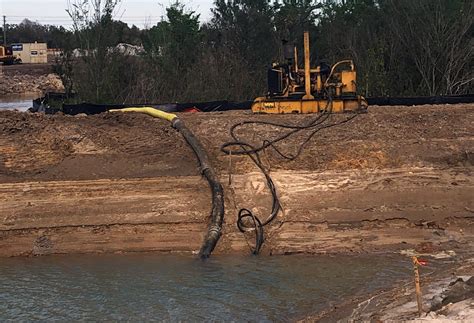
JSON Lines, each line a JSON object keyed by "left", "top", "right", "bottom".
{"left": 4, "top": 0, "right": 473, "bottom": 103}
{"left": 2, "top": 18, "right": 142, "bottom": 49}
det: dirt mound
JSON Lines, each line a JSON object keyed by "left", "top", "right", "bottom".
{"left": 0, "top": 110, "right": 196, "bottom": 181}
{"left": 185, "top": 105, "right": 473, "bottom": 172}
{"left": 0, "top": 64, "right": 64, "bottom": 95}
{"left": 0, "top": 104, "right": 473, "bottom": 182}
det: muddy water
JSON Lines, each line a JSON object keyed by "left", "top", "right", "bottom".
{"left": 0, "top": 94, "right": 37, "bottom": 111}
{"left": 0, "top": 254, "right": 410, "bottom": 321}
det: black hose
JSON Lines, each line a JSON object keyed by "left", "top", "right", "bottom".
{"left": 172, "top": 118, "right": 224, "bottom": 259}
{"left": 221, "top": 98, "right": 360, "bottom": 254}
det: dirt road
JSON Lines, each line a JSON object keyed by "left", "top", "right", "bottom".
{"left": 0, "top": 104, "right": 473, "bottom": 257}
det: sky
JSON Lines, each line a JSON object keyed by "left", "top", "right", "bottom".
{"left": 1, "top": 0, "right": 215, "bottom": 28}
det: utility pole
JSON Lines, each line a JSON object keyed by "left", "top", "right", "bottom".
{"left": 3, "top": 15, "right": 6, "bottom": 46}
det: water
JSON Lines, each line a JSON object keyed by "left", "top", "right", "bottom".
{"left": 0, "top": 254, "right": 410, "bottom": 321}
{"left": 0, "top": 95, "right": 36, "bottom": 112}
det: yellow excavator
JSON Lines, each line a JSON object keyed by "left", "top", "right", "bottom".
{"left": 251, "top": 31, "right": 367, "bottom": 114}
{"left": 0, "top": 45, "right": 20, "bottom": 65}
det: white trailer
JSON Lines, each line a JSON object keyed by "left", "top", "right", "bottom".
{"left": 11, "top": 42, "right": 48, "bottom": 64}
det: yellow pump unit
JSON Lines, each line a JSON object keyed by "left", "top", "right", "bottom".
{"left": 251, "top": 32, "right": 367, "bottom": 114}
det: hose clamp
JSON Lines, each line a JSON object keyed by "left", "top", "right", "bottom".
{"left": 208, "top": 225, "right": 221, "bottom": 235}
{"left": 171, "top": 118, "right": 181, "bottom": 128}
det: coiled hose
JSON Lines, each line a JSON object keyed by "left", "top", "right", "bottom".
{"left": 110, "top": 107, "right": 224, "bottom": 259}
{"left": 221, "top": 98, "right": 360, "bottom": 254}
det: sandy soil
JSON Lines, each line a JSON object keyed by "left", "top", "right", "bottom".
{"left": 0, "top": 63, "right": 64, "bottom": 95}
{"left": 300, "top": 252, "right": 473, "bottom": 322}
{"left": 0, "top": 104, "right": 473, "bottom": 258}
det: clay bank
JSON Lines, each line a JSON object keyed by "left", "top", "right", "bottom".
{"left": 0, "top": 103, "right": 472, "bottom": 258}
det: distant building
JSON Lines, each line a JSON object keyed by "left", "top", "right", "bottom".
{"left": 114, "top": 43, "right": 145, "bottom": 56}
{"left": 11, "top": 42, "right": 48, "bottom": 64}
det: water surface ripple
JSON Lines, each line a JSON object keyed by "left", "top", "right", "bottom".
{"left": 0, "top": 254, "right": 409, "bottom": 321}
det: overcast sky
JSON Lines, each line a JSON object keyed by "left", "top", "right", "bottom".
{"left": 1, "top": 0, "right": 215, "bottom": 27}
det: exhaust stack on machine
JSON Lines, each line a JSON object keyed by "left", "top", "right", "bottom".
{"left": 251, "top": 31, "right": 367, "bottom": 114}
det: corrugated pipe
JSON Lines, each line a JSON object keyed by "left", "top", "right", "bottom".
{"left": 110, "top": 107, "right": 224, "bottom": 259}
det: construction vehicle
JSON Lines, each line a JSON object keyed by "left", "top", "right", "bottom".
{"left": 251, "top": 31, "right": 367, "bottom": 114}
{"left": 0, "top": 45, "right": 21, "bottom": 65}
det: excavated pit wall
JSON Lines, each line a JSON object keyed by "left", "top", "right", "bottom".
{"left": 0, "top": 104, "right": 473, "bottom": 257}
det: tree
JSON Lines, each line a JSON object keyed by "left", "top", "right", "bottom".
{"left": 66, "top": 0, "right": 140, "bottom": 103}
{"left": 3, "top": 20, "right": 73, "bottom": 48}
{"left": 387, "top": 0, "right": 474, "bottom": 95}
{"left": 49, "top": 0, "right": 473, "bottom": 103}
{"left": 209, "top": 0, "right": 278, "bottom": 97}
{"left": 142, "top": 1, "right": 202, "bottom": 102}
{"left": 273, "top": 0, "right": 320, "bottom": 48}
{"left": 317, "top": 0, "right": 393, "bottom": 96}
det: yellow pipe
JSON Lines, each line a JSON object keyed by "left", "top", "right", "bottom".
{"left": 303, "top": 31, "right": 314, "bottom": 100}
{"left": 316, "top": 66, "right": 322, "bottom": 92}
{"left": 324, "top": 60, "right": 354, "bottom": 87}
{"left": 294, "top": 45, "right": 298, "bottom": 74}
{"left": 109, "top": 107, "right": 177, "bottom": 122}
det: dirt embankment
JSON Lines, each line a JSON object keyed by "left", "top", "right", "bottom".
{"left": 303, "top": 256, "right": 474, "bottom": 322}
{"left": 0, "top": 104, "right": 473, "bottom": 257}
{"left": 0, "top": 64, "right": 64, "bottom": 96}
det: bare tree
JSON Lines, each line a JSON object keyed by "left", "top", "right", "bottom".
{"left": 66, "top": 0, "right": 123, "bottom": 102}
{"left": 388, "top": 0, "right": 473, "bottom": 95}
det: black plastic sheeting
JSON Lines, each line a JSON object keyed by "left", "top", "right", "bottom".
{"left": 30, "top": 93, "right": 252, "bottom": 115}
{"left": 60, "top": 100, "right": 252, "bottom": 115}
{"left": 30, "top": 92, "right": 473, "bottom": 115}
{"left": 367, "top": 94, "right": 474, "bottom": 106}
{"left": 32, "top": 92, "right": 73, "bottom": 114}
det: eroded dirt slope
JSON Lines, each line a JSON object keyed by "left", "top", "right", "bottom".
{"left": 1, "top": 104, "right": 473, "bottom": 181}
{"left": 0, "top": 104, "right": 473, "bottom": 257}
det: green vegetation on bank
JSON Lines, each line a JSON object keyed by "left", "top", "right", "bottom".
{"left": 2, "top": 0, "right": 473, "bottom": 104}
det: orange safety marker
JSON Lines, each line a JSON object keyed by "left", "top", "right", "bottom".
{"left": 412, "top": 256, "right": 428, "bottom": 316}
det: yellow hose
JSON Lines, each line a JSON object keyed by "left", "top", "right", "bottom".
{"left": 109, "top": 107, "right": 177, "bottom": 122}
{"left": 110, "top": 105, "right": 224, "bottom": 258}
